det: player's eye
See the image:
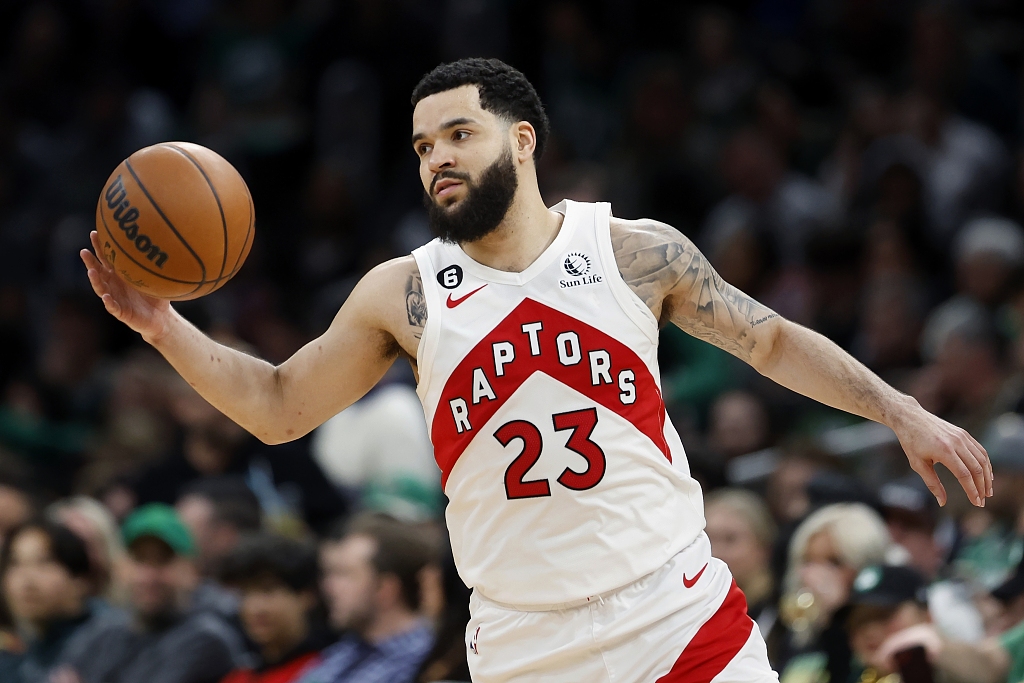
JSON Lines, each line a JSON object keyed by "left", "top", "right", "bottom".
{"left": 453, "top": 130, "right": 470, "bottom": 141}
{"left": 417, "top": 143, "right": 432, "bottom": 156}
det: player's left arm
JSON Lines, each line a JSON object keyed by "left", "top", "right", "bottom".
{"left": 610, "top": 217, "right": 992, "bottom": 507}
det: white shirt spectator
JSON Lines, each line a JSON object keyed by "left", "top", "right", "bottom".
{"left": 312, "top": 384, "right": 439, "bottom": 521}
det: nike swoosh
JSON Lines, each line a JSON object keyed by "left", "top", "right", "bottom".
{"left": 682, "top": 562, "right": 708, "bottom": 588}
{"left": 446, "top": 285, "right": 487, "bottom": 308}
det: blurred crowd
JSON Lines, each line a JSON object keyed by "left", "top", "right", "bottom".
{"left": 2, "top": 0, "right": 1024, "bottom": 682}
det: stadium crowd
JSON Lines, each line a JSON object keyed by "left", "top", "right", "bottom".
{"left": 1, "top": 0, "right": 1024, "bottom": 681}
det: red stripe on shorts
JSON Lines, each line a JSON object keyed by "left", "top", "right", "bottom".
{"left": 656, "top": 579, "right": 754, "bottom": 683}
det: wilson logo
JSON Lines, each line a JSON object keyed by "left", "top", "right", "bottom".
{"left": 104, "top": 175, "right": 169, "bottom": 268}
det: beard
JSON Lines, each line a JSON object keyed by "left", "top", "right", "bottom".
{"left": 424, "top": 145, "right": 519, "bottom": 244}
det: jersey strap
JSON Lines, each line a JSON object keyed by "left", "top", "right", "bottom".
{"left": 432, "top": 297, "right": 670, "bottom": 487}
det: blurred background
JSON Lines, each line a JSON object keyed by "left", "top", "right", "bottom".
{"left": 3, "top": 0, "right": 1024, "bottom": 682}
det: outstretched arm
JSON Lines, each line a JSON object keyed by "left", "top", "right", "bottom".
{"left": 81, "top": 231, "right": 422, "bottom": 444}
{"left": 611, "top": 218, "right": 992, "bottom": 507}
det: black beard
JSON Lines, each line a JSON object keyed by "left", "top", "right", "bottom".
{"left": 424, "top": 147, "right": 518, "bottom": 244}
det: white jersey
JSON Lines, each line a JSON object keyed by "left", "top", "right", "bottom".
{"left": 412, "top": 200, "right": 705, "bottom": 607}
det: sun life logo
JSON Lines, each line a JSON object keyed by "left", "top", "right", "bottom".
{"left": 563, "top": 252, "right": 591, "bottom": 277}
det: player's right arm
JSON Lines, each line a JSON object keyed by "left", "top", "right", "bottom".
{"left": 81, "top": 231, "right": 424, "bottom": 444}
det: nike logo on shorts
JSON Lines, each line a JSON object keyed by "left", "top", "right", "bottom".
{"left": 682, "top": 562, "right": 708, "bottom": 588}
{"left": 447, "top": 285, "right": 487, "bottom": 308}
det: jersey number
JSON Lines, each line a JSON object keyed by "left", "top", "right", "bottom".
{"left": 494, "top": 408, "right": 606, "bottom": 500}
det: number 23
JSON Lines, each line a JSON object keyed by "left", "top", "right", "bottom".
{"left": 494, "top": 407, "right": 606, "bottom": 500}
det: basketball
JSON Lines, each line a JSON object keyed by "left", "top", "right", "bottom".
{"left": 95, "top": 142, "right": 254, "bottom": 301}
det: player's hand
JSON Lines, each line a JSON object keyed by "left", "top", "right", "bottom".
{"left": 81, "top": 230, "right": 172, "bottom": 341}
{"left": 893, "top": 402, "right": 992, "bottom": 507}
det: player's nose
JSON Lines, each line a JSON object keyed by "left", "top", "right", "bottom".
{"left": 427, "top": 145, "right": 456, "bottom": 174}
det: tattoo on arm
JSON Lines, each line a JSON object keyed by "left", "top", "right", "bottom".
{"left": 610, "top": 219, "right": 778, "bottom": 363}
{"left": 405, "top": 271, "right": 427, "bottom": 339}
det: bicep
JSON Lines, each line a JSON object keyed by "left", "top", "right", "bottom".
{"left": 612, "top": 218, "right": 779, "bottom": 366}
{"left": 663, "top": 255, "right": 779, "bottom": 366}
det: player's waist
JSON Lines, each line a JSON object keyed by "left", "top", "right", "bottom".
{"left": 473, "top": 582, "right": 625, "bottom": 612}
{"left": 471, "top": 532, "right": 713, "bottom": 612}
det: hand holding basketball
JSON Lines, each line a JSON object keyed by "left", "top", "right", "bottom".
{"left": 93, "top": 142, "right": 254, "bottom": 301}
{"left": 84, "top": 141, "right": 255, "bottom": 338}
{"left": 81, "top": 230, "right": 171, "bottom": 341}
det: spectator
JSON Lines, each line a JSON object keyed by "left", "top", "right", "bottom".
{"left": 947, "top": 413, "right": 1024, "bottom": 592}
{"left": 176, "top": 477, "right": 263, "bottom": 577}
{"left": 133, "top": 379, "right": 346, "bottom": 534}
{"left": 415, "top": 532, "right": 471, "bottom": 683}
{"left": 311, "top": 384, "right": 440, "bottom": 522}
{"left": 64, "top": 504, "right": 243, "bottom": 683}
{"left": 702, "top": 127, "right": 840, "bottom": 268}
{"left": 878, "top": 476, "right": 945, "bottom": 581}
{"left": 707, "top": 391, "right": 772, "bottom": 461}
{"left": 705, "top": 489, "right": 777, "bottom": 630}
{"left": 218, "top": 533, "right": 330, "bottom": 683}
{"left": 771, "top": 503, "right": 891, "bottom": 683}
{"left": 0, "top": 474, "right": 34, "bottom": 545}
{"left": 854, "top": 275, "right": 927, "bottom": 389}
{"left": 878, "top": 475, "right": 985, "bottom": 643}
{"left": 846, "top": 564, "right": 932, "bottom": 682}
{"left": 299, "top": 515, "right": 436, "bottom": 683}
{"left": 46, "top": 495, "right": 127, "bottom": 605}
{"left": 953, "top": 216, "right": 1024, "bottom": 308}
{"left": 913, "top": 298, "right": 1018, "bottom": 436}
{"left": 989, "top": 553, "right": 1024, "bottom": 638}
{"left": 874, "top": 623, "right": 1006, "bottom": 682}
{"left": 0, "top": 519, "right": 110, "bottom": 683}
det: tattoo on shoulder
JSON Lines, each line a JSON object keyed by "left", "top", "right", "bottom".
{"left": 610, "top": 218, "right": 777, "bottom": 363}
{"left": 405, "top": 271, "right": 427, "bottom": 339}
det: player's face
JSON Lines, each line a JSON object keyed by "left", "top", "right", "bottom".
{"left": 412, "top": 85, "right": 520, "bottom": 243}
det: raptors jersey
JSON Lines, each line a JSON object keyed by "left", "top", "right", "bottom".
{"left": 412, "top": 200, "right": 705, "bottom": 607}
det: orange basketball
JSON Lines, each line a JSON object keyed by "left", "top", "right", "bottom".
{"left": 95, "top": 142, "right": 254, "bottom": 300}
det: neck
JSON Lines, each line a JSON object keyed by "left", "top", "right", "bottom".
{"left": 262, "top": 621, "right": 309, "bottom": 664}
{"left": 459, "top": 183, "right": 562, "bottom": 273}
{"left": 362, "top": 607, "right": 421, "bottom": 646}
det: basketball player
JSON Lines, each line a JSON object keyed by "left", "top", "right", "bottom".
{"left": 81, "top": 59, "right": 992, "bottom": 682}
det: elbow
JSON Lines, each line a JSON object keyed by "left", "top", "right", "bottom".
{"left": 254, "top": 425, "right": 302, "bottom": 446}
{"left": 255, "top": 431, "right": 287, "bottom": 446}
{"left": 252, "top": 420, "right": 307, "bottom": 446}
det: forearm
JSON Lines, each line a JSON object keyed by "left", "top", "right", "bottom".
{"left": 145, "top": 308, "right": 287, "bottom": 442}
{"left": 757, "top": 319, "right": 918, "bottom": 429}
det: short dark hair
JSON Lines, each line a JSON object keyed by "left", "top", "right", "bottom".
{"left": 180, "top": 477, "right": 262, "bottom": 533}
{"left": 218, "top": 533, "right": 318, "bottom": 593}
{"left": 0, "top": 519, "right": 91, "bottom": 580}
{"left": 329, "top": 514, "right": 437, "bottom": 611}
{"left": 411, "top": 58, "right": 550, "bottom": 160}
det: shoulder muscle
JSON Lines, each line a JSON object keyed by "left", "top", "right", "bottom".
{"left": 609, "top": 216, "right": 694, "bottom": 322}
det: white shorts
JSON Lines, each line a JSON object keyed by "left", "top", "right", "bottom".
{"left": 465, "top": 533, "right": 779, "bottom": 683}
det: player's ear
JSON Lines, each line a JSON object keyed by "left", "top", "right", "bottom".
{"left": 512, "top": 121, "right": 537, "bottom": 164}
